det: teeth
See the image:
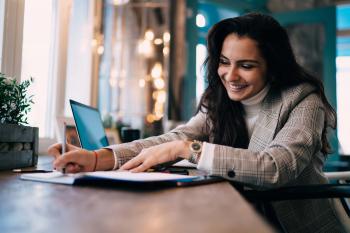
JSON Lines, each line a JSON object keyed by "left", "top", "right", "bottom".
{"left": 228, "top": 83, "right": 248, "bottom": 90}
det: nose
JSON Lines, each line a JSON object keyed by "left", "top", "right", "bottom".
{"left": 225, "top": 66, "right": 240, "bottom": 82}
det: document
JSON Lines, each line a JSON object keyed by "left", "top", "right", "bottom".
{"left": 20, "top": 170, "right": 200, "bottom": 185}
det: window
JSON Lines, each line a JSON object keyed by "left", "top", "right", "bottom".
{"left": 0, "top": 0, "right": 5, "bottom": 70}
{"left": 336, "top": 4, "right": 350, "bottom": 154}
{"left": 21, "top": 0, "right": 55, "bottom": 138}
{"left": 64, "top": 0, "right": 94, "bottom": 117}
{"left": 196, "top": 43, "right": 206, "bottom": 104}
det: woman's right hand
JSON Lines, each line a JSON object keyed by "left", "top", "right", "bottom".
{"left": 48, "top": 143, "right": 96, "bottom": 173}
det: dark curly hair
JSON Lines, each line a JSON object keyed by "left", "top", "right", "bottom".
{"left": 198, "top": 12, "right": 336, "bottom": 154}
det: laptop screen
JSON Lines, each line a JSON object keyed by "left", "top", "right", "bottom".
{"left": 70, "top": 99, "right": 109, "bottom": 150}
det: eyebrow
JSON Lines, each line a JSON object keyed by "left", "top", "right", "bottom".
{"left": 220, "top": 55, "right": 260, "bottom": 64}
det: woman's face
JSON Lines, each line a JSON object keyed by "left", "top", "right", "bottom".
{"left": 217, "top": 33, "right": 267, "bottom": 102}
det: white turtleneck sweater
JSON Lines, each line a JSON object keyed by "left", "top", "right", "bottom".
{"left": 241, "top": 84, "right": 270, "bottom": 139}
{"left": 197, "top": 84, "right": 271, "bottom": 171}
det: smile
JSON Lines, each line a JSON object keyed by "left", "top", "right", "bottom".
{"left": 228, "top": 83, "right": 249, "bottom": 91}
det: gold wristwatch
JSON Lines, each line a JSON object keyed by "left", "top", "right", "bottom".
{"left": 188, "top": 140, "right": 203, "bottom": 164}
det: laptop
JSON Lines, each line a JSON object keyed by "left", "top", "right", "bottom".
{"left": 70, "top": 99, "right": 109, "bottom": 150}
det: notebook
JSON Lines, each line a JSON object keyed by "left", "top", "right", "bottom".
{"left": 21, "top": 170, "right": 204, "bottom": 186}
{"left": 21, "top": 170, "right": 224, "bottom": 187}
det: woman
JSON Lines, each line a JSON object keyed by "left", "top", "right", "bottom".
{"left": 49, "top": 13, "right": 344, "bottom": 232}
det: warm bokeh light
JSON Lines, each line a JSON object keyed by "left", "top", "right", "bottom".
{"left": 97, "top": 45, "right": 104, "bottom": 54}
{"left": 151, "top": 62, "right": 162, "bottom": 79}
{"left": 163, "top": 32, "right": 170, "bottom": 43}
{"left": 146, "top": 114, "right": 155, "bottom": 123}
{"left": 113, "top": 0, "right": 130, "bottom": 5}
{"left": 156, "top": 90, "right": 166, "bottom": 103}
{"left": 137, "top": 39, "right": 154, "bottom": 57}
{"left": 153, "top": 78, "right": 165, "bottom": 90}
{"left": 91, "top": 39, "right": 97, "bottom": 47}
{"left": 162, "top": 46, "right": 169, "bottom": 56}
{"left": 154, "top": 38, "right": 163, "bottom": 45}
{"left": 145, "top": 29, "right": 155, "bottom": 41}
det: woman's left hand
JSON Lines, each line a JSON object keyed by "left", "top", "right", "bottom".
{"left": 120, "top": 140, "right": 190, "bottom": 172}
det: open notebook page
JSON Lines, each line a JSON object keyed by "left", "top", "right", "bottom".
{"left": 21, "top": 170, "right": 199, "bottom": 185}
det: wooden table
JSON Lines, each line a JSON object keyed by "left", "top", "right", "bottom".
{"left": 0, "top": 156, "right": 275, "bottom": 233}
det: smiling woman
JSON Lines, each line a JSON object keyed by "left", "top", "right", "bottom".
{"left": 47, "top": 12, "right": 344, "bottom": 232}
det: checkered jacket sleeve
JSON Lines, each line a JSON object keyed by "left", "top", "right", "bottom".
{"left": 106, "top": 110, "right": 210, "bottom": 168}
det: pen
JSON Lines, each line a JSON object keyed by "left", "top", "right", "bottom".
{"left": 13, "top": 169, "right": 53, "bottom": 173}
{"left": 61, "top": 122, "right": 67, "bottom": 173}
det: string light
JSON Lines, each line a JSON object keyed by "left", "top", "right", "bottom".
{"left": 91, "top": 39, "right": 97, "bottom": 47}
{"left": 145, "top": 29, "right": 155, "bottom": 41}
{"left": 163, "top": 32, "right": 170, "bottom": 43}
{"left": 157, "top": 90, "right": 166, "bottom": 103}
{"left": 153, "top": 78, "right": 164, "bottom": 89}
{"left": 151, "top": 62, "right": 162, "bottom": 79}
{"left": 97, "top": 45, "right": 104, "bottom": 55}
{"left": 146, "top": 114, "right": 155, "bottom": 123}
{"left": 162, "top": 47, "right": 169, "bottom": 56}
{"left": 113, "top": 0, "right": 129, "bottom": 5}
{"left": 154, "top": 38, "right": 163, "bottom": 45}
{"left": 137, "top": 39, "right": 154, "bottom": 57}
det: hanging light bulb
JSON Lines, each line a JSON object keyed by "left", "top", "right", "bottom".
{"left": 137, "top": 39, "right": 154, "bottom": 58}
{"left": 151, "top": 62, "right": 162, "bottom": 79}
{"left": 97, "top": 45, "right": 104, "bottom": 55}
{"left": 163, "top": 32, "right": 170, "bottom": 43}
{"left": 157, "top": 90, "right": 166, "bottom": 103}
{"left": 145, "top": 29, "right": 154, "bottom": 41}
{"left": 153, "top": 78, "right": 165, "bottom": 90}
{"left": 113, "top": 0, "right": 129, "bottom": 5}
{"left": 154, "top": 38, "right": 163, "bottom": 45}
{"left": 162, "top": 47, "right": 169, "bottom": 56}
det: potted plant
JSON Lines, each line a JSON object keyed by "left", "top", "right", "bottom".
{"left": 0, "top": 73, "right": 38, "bottom": 170}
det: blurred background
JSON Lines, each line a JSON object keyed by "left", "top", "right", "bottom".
{"left": 0, "top": 0, "right": 349, "bottom": 164}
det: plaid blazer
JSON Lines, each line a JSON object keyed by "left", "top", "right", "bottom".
{"left": 108, "top": 83, "right": 345, "bottom": 233}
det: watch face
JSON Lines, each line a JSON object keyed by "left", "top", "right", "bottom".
{"left": 191, "top": 141, "right": 202, "bottom": 152}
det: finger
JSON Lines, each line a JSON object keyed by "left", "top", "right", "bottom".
{"left": 48, "top": 143, "right": 62, "bottom": 159}
{"left": 65, "top": 163, "right": 82, "bottom": 173}
{"left": 130, "top": 160, "right": 153, "bottom": 173}
{"left": 53, "top": 150, "right": 91, "bottom": 171}
{"left": 120, "top": 157, "right": 143, "bottom": 170}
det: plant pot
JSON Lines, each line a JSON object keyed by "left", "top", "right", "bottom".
{"left": 0, "top": 124, "right": 39, "bottom": 170}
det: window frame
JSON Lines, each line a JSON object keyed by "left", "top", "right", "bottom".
{"left": 0, "top": 0, "right": 25, "bottom": 81}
